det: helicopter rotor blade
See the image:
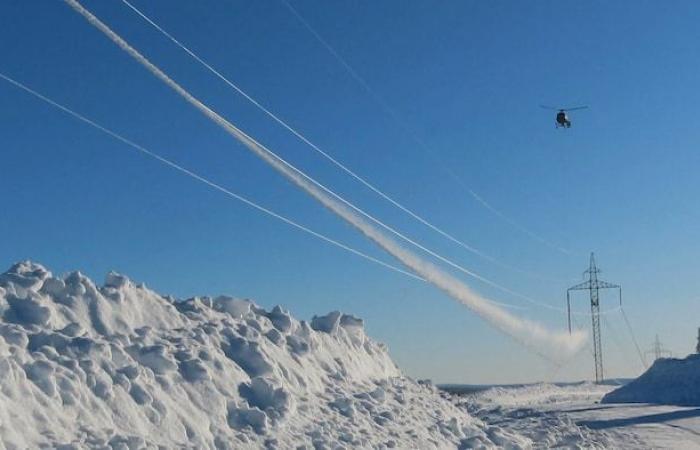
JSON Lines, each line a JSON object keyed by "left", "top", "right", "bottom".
{"left": 539, "top": 105, "right": 559, "bottom": 110}
{"left": 562, "top": 106, "right": 589, "bottom": 112}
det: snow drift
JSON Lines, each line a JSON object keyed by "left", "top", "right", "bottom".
{"left": 603, "top": 354, "right": 700, "bottom": 406}
{"left": 0, "top": 261, "right": 525, "bottom": 449}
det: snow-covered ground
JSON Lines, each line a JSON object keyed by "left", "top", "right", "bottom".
{"left": 2, "top": 261, "right": 698, "bottom": 449}
{"left": 448, "top": 381, "right": 700, "bottom": 449}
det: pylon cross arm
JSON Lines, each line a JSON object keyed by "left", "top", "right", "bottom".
{"left": 594, "top": 281, "right": 620, "bottom": 289}
{"left": 568, "top": 281, "right": 591, "bottom": 291}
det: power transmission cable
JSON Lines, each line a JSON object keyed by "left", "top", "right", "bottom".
{"left": 602, "top": 314, "right": 641, "bottom": 373}
{"left": 620, "top": 306, "right": 646, "bottom": 370}
{"left": 119, "top": 0, "right": 563, "bottom": 283}
{"left": 71, "top": 0, "right": 573, "bottom": 314}
{"left": 0, "top": 72, "right": 427, "bottom": 284}
{"left": 278, "top": 0, "right": 578, "bottom": 258}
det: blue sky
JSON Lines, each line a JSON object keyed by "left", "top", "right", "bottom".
{"left": 2, "top": 0, "right": 700, "bottom": 383}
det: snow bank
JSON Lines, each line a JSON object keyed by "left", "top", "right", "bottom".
{"left": 0, "top": 261, "right": 520, "bottom": 449}
{"left": 463, "top": 382, "right": 614, "bottom": 409}
{"left": 603, "top": 354, "right": 700, "bottom": 406}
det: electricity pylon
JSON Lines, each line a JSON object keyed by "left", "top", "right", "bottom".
{"left": 645, "top": 334, "right": 672, "bottom": 363}
{"left": 567, "top": 253, "right": 621, "bottom": 383}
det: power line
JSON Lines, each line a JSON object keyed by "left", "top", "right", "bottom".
{"left": 75, "top": 0, "right": 567, "bottom": 314}
{"left": 602, "top": 314, "right": 642, "bottom": 373}
{"left": 571, "top": 313, "right": 594, "bottom": 357}
{"left": 278, "top": 0, "right": 577, "bottom": 258}
{"left": 3, "top": 70, "right": 534, "bottom": 315}
{"left": 466, "top": 188, "right": 578, "bottom": 257}
{"left": 0, "top": 72, "right": 424, "bottom": 284}
{"left": 5, "top": 64, "right": 597, "bottom": 319}
{"left": 620, "top": 306, "right": 646, "bottom": 371}
{"left": 119, "top": 0, "right": 560, "bottom": 283}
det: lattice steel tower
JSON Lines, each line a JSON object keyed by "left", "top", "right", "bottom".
{"left": 645, "top": 335, "right": 672, "bottom": 362}
{"left": 567, "top": 253, "right": 621, "bottom": 383}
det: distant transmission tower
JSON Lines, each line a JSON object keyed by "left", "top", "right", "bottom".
{"left": 567, "top": 253, "right": 621, "bottom": 383}
{"left": 645, "top": 335, "right": 672, "bottom": 363}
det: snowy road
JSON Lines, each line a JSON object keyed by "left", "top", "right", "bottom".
{"left": 573, "top": 403, "right": 700, "bottom": 449}
{"left": 450, "top": 383, "right": 700, "bottom": 449}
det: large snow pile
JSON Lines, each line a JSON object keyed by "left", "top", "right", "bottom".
{"left": 603, "top": 354, "right": 700, "bottom": 406}
{"left": 0, "top": 261, "right": 520, "bottom": 449}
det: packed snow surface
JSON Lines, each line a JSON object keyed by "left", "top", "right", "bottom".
{"left": 0, "top": 261, "right": 529, "bottom": 449}
{"left": 449, "top": 383, "right": 619, "bottom": 449}
{"left": 449, "top": 381, "right": 700, "bottom": 449}
{"left": 603, "top": 354, "right": 700, "bottom": 406}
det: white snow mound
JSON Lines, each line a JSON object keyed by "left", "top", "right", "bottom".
{"left": 603, "top": 354, "right": 700, "bottom": 406}
{"left": 0, "top": 261, "right": 516, "bottom": 449}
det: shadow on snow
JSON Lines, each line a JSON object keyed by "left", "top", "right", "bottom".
{"left": 578, "top": 407, "right": 700, "bottom": 435}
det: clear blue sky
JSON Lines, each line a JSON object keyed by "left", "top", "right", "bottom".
{"left": 2, "top": 0, "right": 700, "bottom": 383}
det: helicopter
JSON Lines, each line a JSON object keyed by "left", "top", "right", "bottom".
{"left": 540, "top": 105, "right": 588, "bottom": 128}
